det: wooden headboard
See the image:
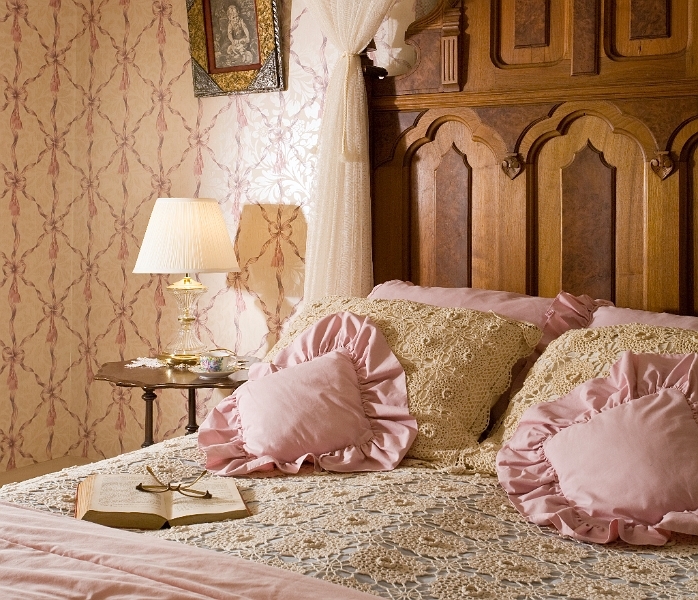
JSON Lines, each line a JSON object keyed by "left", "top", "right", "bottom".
{"left": 367, "top": 0, "right": 698, "bottom": 314}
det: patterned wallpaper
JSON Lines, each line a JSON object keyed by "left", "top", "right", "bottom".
{"left": 0, "top": 0, "right": 417, "bottom": 472}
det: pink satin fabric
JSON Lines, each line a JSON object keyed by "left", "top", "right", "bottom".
{"left": 198, "top": 311, "right": 417, "bottom": 475}
{"left": 497, "top": 352, "right": 698, "bottom": 545}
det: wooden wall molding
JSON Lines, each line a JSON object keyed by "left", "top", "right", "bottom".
{"left": 671, "top": 118, "right": 698, "bottom": 158}
{"left": 518, "top": 101, "right": 657, "bottom": 164}
{"left": 494, "top": 0, "right": 565, "bottom": 67}
{"left": 371, "top": 111, "right": 424, "bottom": 168}
{"left": 572, "top": 0, "right": 600, "bottom": 75}
{"left": 514, "top": 0, "right": 550, "bottom": 48}
{"left": 370, "top": 81, "right": 698, "bottom": 111}
{"left": 372, "top": 108, "right": 513, "bottom": 286}
{"left": 614, "top": 98, "right": 698, "bottom": 151}
{"left": 532, "top": 112, "right": 645, "bottom": 305}
{"left": 397, "top": 108, "right": 509, "bottom": 164}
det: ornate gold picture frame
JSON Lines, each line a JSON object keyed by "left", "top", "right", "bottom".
{"left": 186, "top": 0, "right": 284, "bottom": 96}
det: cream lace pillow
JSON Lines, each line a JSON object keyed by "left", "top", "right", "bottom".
{"left": 266, "top": 297, "right": 540, "bottom": 469}
{"left": 470, "top": 323, "right": 698, "bottom": 475}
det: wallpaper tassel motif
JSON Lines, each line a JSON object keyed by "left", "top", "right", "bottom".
{"left": 155, "top": 280, "right": 166, "bottom": 308}
{"left": 50, "top": 67, "right": 60, "bottom": 93}
{"left": 10, "top": 7, "right": 22, "bottom": 43}
{"left": 7, "top": 364, "right": 17, "bottom": 392}
{"left": 194, "top": 148, "right": 204, "bottom": 176}
{"left": 8, "top": 278, "right": 20, "bottom": 304}
{"left": 7, "top": 173, "right": 22, "bottom": 216}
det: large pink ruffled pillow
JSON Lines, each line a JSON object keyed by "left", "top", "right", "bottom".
{"left": 198, "top": 312, "right": 417, "bottom": 475}
{"left": 497, "top": 352, "right": 698, "bottom": 545}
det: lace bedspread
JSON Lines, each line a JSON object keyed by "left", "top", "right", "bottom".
{"left": 1, "top": 435, "right": 697, "bottom": 599}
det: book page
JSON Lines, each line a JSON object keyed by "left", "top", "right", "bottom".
{"left": 168, "top": 478, "right": 247, "bottom": 522}
{"left": 90, "top": 473, "right": 167, "bottom": 519}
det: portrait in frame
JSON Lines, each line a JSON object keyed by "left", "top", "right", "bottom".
{"left": 186, "top": 0, "right": 284, "bottom": 96}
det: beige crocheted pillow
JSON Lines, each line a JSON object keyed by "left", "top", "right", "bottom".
{"left": 266, "top": 297, "right": 541, "bottom": 469}
{"left": 469, "top": 323, "right": 698, "bottom": 475}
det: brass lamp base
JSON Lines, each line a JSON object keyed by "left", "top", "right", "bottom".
{"left": 157, "top": 352, "right": 199, "bottom": 366}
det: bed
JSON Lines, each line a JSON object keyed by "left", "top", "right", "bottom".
{"left": 3, "top": 431, "right": 698, "bottom": 600}
{"left": 3, "top": 1, "right": 698, "bottom": 598}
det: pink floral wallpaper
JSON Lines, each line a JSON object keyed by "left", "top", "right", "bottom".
{"left": 0, "top": 0, "right": 417, "bottom": 472}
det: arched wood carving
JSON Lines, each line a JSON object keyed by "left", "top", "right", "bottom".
{"left": 372, "top": 109, "right": 510, "bottom": 287}
{"left": 527, "top": 110, "right": 645, "bottom": 306}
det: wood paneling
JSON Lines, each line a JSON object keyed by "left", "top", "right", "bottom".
{"left": 496, "top": 0, "right": 566, "bottom": 66}
{"left": 433, "top": 146, "right": 471, "bottom": 286}
{"left": 690, "top": 141, "right": 698, "bottom": 312}
{"left": 630, "top": 0, "right": 670, "bottom": 39}
{"left": 369, "top": 0, "right": 698, "bottom": 314}
{"left": 408, "top": 118, "right": 499, "bottom": 286}
{"left": 560, "top": 143, "right": 615, "bottom": 300}
{"left": 572, "top": 0, "right": 600, "bottom": 75}
{"left": 534, "top": 114, "right": 644, "bottom": 305}
{"left": 514, "top": 0, "right": 549, "bottom": 48}
{"left": 472, "top": 104, "right": 556, "bottom": 152}
{"left": 610, "top": 0, "right": 688, "bottom": 58}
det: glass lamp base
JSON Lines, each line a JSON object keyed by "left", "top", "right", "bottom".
{"left": 162, "top": 276, "right": 207, "bottom": 365}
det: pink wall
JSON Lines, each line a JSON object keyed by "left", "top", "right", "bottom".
{"left": 0, "top": 0, "right": 332, "bottom": 469}
{"left": 0, "top": 0, "right": 417, "bottom": 471}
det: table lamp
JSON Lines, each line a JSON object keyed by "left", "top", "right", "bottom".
{"left": 133, "top": 197, "right": 239, "bottom": 365}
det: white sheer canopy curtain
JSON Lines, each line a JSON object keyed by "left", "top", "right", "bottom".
{"left": 303, "top": 0, "right": 396, "bottom": 302}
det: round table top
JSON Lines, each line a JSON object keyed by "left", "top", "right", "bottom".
{"left": 95, "top": 357, "right": 258, "bottom": 390}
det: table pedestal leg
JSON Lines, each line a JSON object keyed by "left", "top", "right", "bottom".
{"left": 141, "top": 388, "right": 156, "bottom": 448}
{"left": 186, "top": 388, "right": 198, "bottom": 435}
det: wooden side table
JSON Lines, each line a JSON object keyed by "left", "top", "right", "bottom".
{"left": 95, "top": 358, "right": 256, "bottom": 447}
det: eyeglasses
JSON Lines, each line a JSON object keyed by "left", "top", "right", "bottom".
{"left": 136, "top": 465, "right": 212, "bottom": 499}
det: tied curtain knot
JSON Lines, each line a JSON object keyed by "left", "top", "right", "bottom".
{"left": 341, "top": 51, "right": 361, "bottom": 159}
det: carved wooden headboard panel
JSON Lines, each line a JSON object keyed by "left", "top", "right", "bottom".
{"left": 367, "top": 0, "right": 698, "bottom": 314}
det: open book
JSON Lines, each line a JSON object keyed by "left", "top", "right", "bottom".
{"left": 75, "top": 473, "right": 249, "bottom": 529}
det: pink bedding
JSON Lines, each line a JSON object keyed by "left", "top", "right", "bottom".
{"left": 199, "top": 311, "right": 415, "bottom": 475}
{"left": 0, "top": 502, "right": 374, "bottom": 600}
{"left": 497, "top": 352, "right": 698, "bottom": 545}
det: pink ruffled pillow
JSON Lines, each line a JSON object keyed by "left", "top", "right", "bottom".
{"left": 497, "top": 351, "right": 698, "bottom": 545}
{"left": 198, "top": 312, "right": 417, "bottom": 475}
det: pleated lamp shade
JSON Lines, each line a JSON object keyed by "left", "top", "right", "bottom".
{"left": 133, "top": 198, "right": 239, "bottom": 274}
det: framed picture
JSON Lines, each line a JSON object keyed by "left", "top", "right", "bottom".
{"left": 186, "top": 0, "right": 284, "bottom": 96}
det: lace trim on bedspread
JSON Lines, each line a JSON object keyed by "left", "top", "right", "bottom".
{"left": 1, "top": 434, "right": 698, "bottom": 600}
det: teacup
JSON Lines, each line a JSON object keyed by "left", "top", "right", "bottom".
{"left": 199, "top": 350, "right": 236, "bottom": 372}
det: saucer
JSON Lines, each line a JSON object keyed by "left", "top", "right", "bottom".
{"left": 189, "top": 366, "right": 236, "bottom": 379}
